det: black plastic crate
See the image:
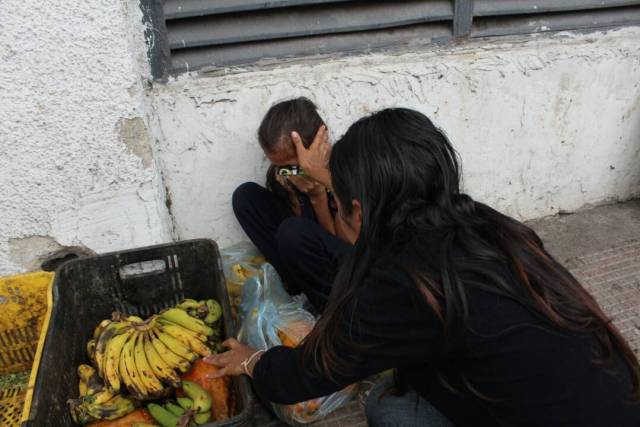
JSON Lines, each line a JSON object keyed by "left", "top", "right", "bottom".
{"left": 21, "top": 239, "right": 253, "bottom": 427}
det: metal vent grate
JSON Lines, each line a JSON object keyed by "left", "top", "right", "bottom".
{"left": 140, "top": 0, "right": 640, "bottom": 78}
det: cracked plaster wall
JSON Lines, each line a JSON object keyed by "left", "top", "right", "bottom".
{"left": 147, "top": 27, "right": 640, "bottom": 248}
{"left": 0, "top": 0, "right": 172, "bottom": 275}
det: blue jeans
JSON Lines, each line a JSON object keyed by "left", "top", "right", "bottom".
{"left": 365, "top": 376, "right": 454, "bottom": 427}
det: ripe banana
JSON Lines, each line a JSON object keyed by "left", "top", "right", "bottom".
{"left": 77, "top": 364, "right": 103, "bottom": 397}
{"left": 95, "top": 321, "right": 131, "bottom": 377}
{"left": 119, "top": 331, "right": 145, "bottom": 399}
{"left": 87, "top": 339, "right": 97, "bottom": 366}
{"left": 147, "top": 403, "right": 179, "bottom": 427}
{"left": 143, "top": 332, "right": 181, "bottom": 387}
{"left": 155, "top": 329, "right": 198, "bottom": 362}
{"left": 159, "top": 323, "right": 211, "bottom": 357}
{"left": 84, "top": 394, "right": 136, "bottom": 421}
{"left": 164, "top": 401, "right": 185, "bottom": 417}
{"left": 133, "top": 331, "right": 165, "bottom": 396}
{"left": 103, "top": 328, "right": 133, "bottom": 393}
{"left": 159, "top": 308, "right": 213, "bottom": 336}
{"left": 182, "top": 381, "right": 212, "bottom": 413}
{"left": 93, "top": 319, "right": 112, "bottom": 340}
{"left": 149, "top": 329, "right": 191, "bottom": 373}
{"left": 158, "top": 319, "right": 207, "bottom": 343}
{"left": 88, "top": 388, "right": 116, "bottom": 406}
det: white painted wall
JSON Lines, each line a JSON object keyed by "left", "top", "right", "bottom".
{"left": 147, "top": 27, "right": 640, "bottom": 248}
{"left": 0, "top": 0, "right": 172, "bottom": 275}
{"left": 1, "top": 0, "right": 639, "bottom": 275}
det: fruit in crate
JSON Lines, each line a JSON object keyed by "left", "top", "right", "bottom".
{"left": 180, "top": 359, "right": 233, "bottom": 421}
{"left": 68, "top": 364, "right": 137, "bottom": 425}
{"left": 90, "top": 304, "right": 220, "bottom": 401}
{"left": 147, "top": 381, "right": 212, "bottom": 426}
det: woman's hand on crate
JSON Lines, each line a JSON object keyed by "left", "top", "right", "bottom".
{"left": 204, "top": 338, "right": 263, "bottom": 379}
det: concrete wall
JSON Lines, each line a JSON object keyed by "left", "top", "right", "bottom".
{"left": 0, "top": 0, "right": 172, "bottom": 275}
{"left": 147, "top": 27, "right": 640, "bottom": 248}
{"left": 1, "top": 0, "right": 639, "bottom": 275}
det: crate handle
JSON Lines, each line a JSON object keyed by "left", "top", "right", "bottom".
{"left": 118, "top": 259, "right": 167, "bottom": 279}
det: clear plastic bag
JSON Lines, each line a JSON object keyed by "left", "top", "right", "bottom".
{"left": 237, "top": 263, "right": 357, "bottom": 425}
{"left": 221, "top": 242, "right": 266, "bottom": 319}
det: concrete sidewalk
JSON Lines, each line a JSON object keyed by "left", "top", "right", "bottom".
{"left": 252, "top": 200, "right": 640, "bottom": 426}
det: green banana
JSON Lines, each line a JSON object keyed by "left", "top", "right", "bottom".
{"left": 176, "top": 298, "right": 201, "bottom": 310}
{"left": 155, "top": 329, "right": 199, "bottom": 362}
{"left": 182, "top": 381, "right": 212, "bottom": 413}
{"left": 176, "top": 397, "right": 193, "bottom": 410}
{"left": 164, "top": 401, "right": 185, "bottom": 417}
{"left": 204, "top": 299, "right": 222, "bottom": 325}
{"left": 147, "top": 403, "right": 179, "bottom": 427}
{"left": 193, "top": 410, "right": 211, "bottom": 425}
{"left": 159, "top": 308, "right": 213, "bottom": 336}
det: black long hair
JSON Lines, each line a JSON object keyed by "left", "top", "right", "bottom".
{"left": 302, "top": 108, "right": 640, "bottom": 399}
{"left": 258, "top": 97, "right": 325, "bottom": 200}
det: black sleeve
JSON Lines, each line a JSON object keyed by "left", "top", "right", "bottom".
{"left": 252, "top": 268, "right": 442, "bottom": 404}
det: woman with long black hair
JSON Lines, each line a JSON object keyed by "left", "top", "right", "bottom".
{"left": 207, "top": 108, "right": 640, "bottom": 426}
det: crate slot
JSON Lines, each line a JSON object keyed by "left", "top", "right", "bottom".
{"left": 118, "top": 260, "right": 167, "bottom": 279}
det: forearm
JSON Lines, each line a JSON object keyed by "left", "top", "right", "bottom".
{"left": 310, "top": 193, "right": 336, "bottom": 235}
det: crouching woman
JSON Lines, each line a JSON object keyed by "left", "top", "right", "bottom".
{"left": 208, "top": 108, "right": 640, "bottom": 426}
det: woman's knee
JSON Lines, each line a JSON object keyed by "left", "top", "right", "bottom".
{"left": 275, "top": 216, "right": 309, "bottom": 257}
{"left": 232, "top": 182, "right": 263, "bottom": 217}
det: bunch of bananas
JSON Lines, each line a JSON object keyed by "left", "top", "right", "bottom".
{"left": 89, "top": 303, "right": 220, "bottom": 401}
{"left": 147, "top": 381, "right": 212, "bottom": 427}
{"left": 68, "top": 364, "right": 137, "bottom": 425}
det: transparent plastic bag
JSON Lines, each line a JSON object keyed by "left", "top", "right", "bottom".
{"left": 221, "top": 242, "right": 266, "bottom": 318}
{"left": 238, "top": 263, "right": 357, "bottom": 425}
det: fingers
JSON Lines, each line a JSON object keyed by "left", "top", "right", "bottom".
{"left": 291, "top": 131, "right": 304, "bottom": 156}
{"left": 312, "top": 125, "right": 327, "bottom": 147}
{"left": 206, "top": 366, "right": 230, "bottom": 379}
{"left": 223, "top": 338, "right": 240, "bottom": 349}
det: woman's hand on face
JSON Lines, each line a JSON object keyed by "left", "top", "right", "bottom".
{"left": 287, "top": 175, "right": 326, "bottom": 200}
{"left": 292, "top": 125, "right": 332, "bottom": 188}
{"left": 203, "top": 338, "right": 261, "bottom": 378}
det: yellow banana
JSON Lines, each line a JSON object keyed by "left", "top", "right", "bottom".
{"left": 159, "top": 308, "right": 213, "bottom": 336}
{"left": 93, "top": 319, "right": 112, "bottom": 340}
{"left": 95, "top": 321, "right": 130, "bottom": 378}
{"left": 182, "top": 380, "right": 211, "bottom": 413}
{"left": 155, "top": 329, "right": 199, "bottom": 362}
{"left": 124, "top": 331, "right": 151, "bottom": 399}
{"left": 85, "top": 394, "right": 136, "bottom": 421}
{"left": 87, "top": 339, "right": 97, "bottom": 366}
{"left": 77, "top": 364, "right": 103, "bottom": 396}
{"left": 133, "top": 332, "right": 165, "bottom": 396}
{"left": 158, "top": 319, "right": 207, "bottom": 343}
{"left": 119, "top": 331, "right": 145, "bottom": 399}
{"left": 159, "top": 323, "right": 211, "bottom": 357}
{"left": 149, "top": 329, "right": 191, "bottom": 373}
{"left": 142, "top": 331, "right": 181, "bottom": 387}
{"left": 103, "top": 328, "right": 133, "bottom": 393}
{"left": 88, "top": 388, "right": 115, "bottom": 405}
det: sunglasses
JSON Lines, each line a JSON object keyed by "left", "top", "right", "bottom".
{"left": 275, "top": 165, "right": 305, "bottom": 176}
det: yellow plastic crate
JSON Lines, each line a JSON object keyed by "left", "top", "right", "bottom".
{"left": 0, "top": 271, "right": 53, "bottom": 427}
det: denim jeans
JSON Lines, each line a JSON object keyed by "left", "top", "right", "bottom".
{"left": 365, "top": 375, "right": 455, "bottom": 427}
